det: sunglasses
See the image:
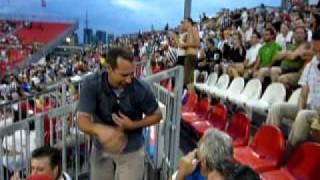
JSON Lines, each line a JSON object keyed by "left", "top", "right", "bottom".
{"left": 318, "top": 63, "right": 320, "bottom": 70}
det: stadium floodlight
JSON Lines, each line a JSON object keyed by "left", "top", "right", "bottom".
{"left": 66, "top": 37, "right": 71, "bottom": 43}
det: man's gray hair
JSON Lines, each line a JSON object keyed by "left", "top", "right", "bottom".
{"left": 198, "top": 128, "right": 233, "bottom": 171}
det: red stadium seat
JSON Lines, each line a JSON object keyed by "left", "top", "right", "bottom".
{"left": 182, "top": 97, "right": 210, "bottom": 126}
{"left": 190, "top": 104, "right": 228, "bottom": 136}
{"left": 16, "top": 22, "right": 72, "bottom": 45}
{"left": 234, "top": 125, "right": 285, "bottom": 173}
{"left": 260, "top": 142, "right": 320, "bottom": 180}
{"left": 160, "top": 79, "right": 175, "bottom": 92}
{"left": 226, "top": 112, "right": 251, "bottom": 147}
{"left": 182, "top": 92, "right": 198, "bottom": 112}
{"left": 1, "top": 21, "right": 74, "bottom": 76}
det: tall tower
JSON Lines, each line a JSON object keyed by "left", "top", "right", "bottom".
{"left": 83, "top": 9, "right": 93, "bottom": 44}
{"left": 184, "top": 0, "right": 192, "bottom": 19}
{"left": 85, "top": 9, "right": 88, "bottom": 29}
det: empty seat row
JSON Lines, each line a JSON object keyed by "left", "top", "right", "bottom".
{"left": 194, "top": 72, "right": 301, "bottom": 115}
{"left": 233, "top": 125, "right": 320, "bottom": 180}
{"left": 182, "top": 98, "right": 251, "bottom": 147}
{"left": 260, "top": 142, "right": 320, "bottom": 180}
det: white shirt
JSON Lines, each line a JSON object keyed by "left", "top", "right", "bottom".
{"left": 307, "top": 29, "right": 313, "bottom": 42}
{"left": 244, "top": 28, "right": 253, "bottom": 42}
{"left": 31, "top": 76, "right": 40, "bottom": 85}
{"left": 0, "top": 83, "right": 10, "bottom": 96}
{"left": 199, "top": 30, "right": 204, "bottom": 39}
{"left": 276, "top": 32, "right": 293, "bottom": 50}
{"left": 246, "top": 43, "right": 262, "bottom": 66}
{"left": 298, "top": 56, "right": 320, "bottom": 111}
{"left": 241, "top": 11, "right": 248, "bottom": 25}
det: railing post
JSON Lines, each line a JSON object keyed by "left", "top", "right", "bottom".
{"left": 61, "top": 83, "right": 67, "bottom": 173}
{"left": 0, "top": 138, "right": 3, "bottom": 179}
{"left": 172, "top": 66, "right": 184, "bottom": 175}
{"left": 25, "top": 129, "right": 31, "bottom": 175}
{"left": 35, "top": 116, "right": 44, "bottom": 147}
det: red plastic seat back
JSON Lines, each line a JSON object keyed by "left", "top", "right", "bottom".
{"left": 193, "top": 97, "right": 210, "bottom": 115}
{"left": 207, "top": 104, "right": 228, "bottom": 130}
{"left": 287, "top": 142, "right": 320, "bottom": 180}
{"left": 251, "top": 125, "right": 285, "bottom": 165}
{"left": 182, "top": 92, "right": 198, "bottom": 111}
{"left": 226, "top": 112, "right": 251, "bottom": 145}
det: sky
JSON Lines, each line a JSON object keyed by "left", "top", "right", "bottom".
{"left": 0, "top": 0, "right": 283, "bottom": 42}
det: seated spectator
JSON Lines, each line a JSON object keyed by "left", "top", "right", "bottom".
{"left": 173, "top": 128, "right": 260, "bottom": 180}
{"left": 31, "top": 146, "right": 71, "bottom": 180}
{"left": 265, "top": 30, "right": 320, "bottom": 154}
{"left": 253, "top": 27, "right": 282, "bottom": 83}
{"left": 226, "top": 32, "right": 246, "bottom": 78}
{"left": 243, "top": 24, "right": 253, "bottom": 46}
{"left": 10, "top": 146, "right": 72, "bottom": 180}
{"left": 219, "top": 29, "right": 233, "bottom": 73}
{"left": 10, "top": 146, "right": 71, "bottom": 180}
{"left": 205, "top": 38, "right": 222, "bottom": 73}
{"left": 196, "top": 48, "right": 207, "bottom": 72}
{"left": 293, "top": 18, "right": 313, "bottom": 42}
{"left": 270, "top": 25, "right": 313, "bottom": 88}
{"left": 243, "top": 31, "right": 262, "bottom": 79}
{"left": 275, "top": 23, "right": 293, "bottom": 50}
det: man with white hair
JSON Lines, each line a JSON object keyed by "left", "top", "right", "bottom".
{"left": 175, "top": 128, "right": 259, "bottom": 180}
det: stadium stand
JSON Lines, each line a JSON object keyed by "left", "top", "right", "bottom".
{"left": 0, "top": 20, "right": 76, "bottom": 77}
{"left": 2, "top": 1, "right": 320, "bottom": 179}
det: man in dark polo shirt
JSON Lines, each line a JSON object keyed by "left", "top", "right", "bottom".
{"left": 76, "top": 47, "right": 162, "bottom": 180}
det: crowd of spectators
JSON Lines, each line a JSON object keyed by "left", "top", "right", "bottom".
{"left": 0, "top": 20, "right": 43, "bottom": 77}
{"left": 0, "top": 48, "right": 103, "bottom": 105}
{"left": 1, "top": 1, "right": 320, "bottom": 179}
{"left": 0, "top": 20, "right": 23, "bottom": 64}
{"left": 169, "top": 4, "right": 319, "bottom": 89}
{"left": 0, "top": 20, "right": 63, "bottom": 78}
{"left": 101, "top": 2, "right": 320, "bottom": 93}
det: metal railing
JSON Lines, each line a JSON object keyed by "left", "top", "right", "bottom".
{"left": 143, "top": 66, "right": 183, "bottom": 180}
{"left": 0, "top": 66, "right": 184, "bottom": 180}
{"left": 1, "top": 59, "right": 148, "bottom": 111}
{"left": 134, "top": 59, "right": 152, "bottom": 78}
